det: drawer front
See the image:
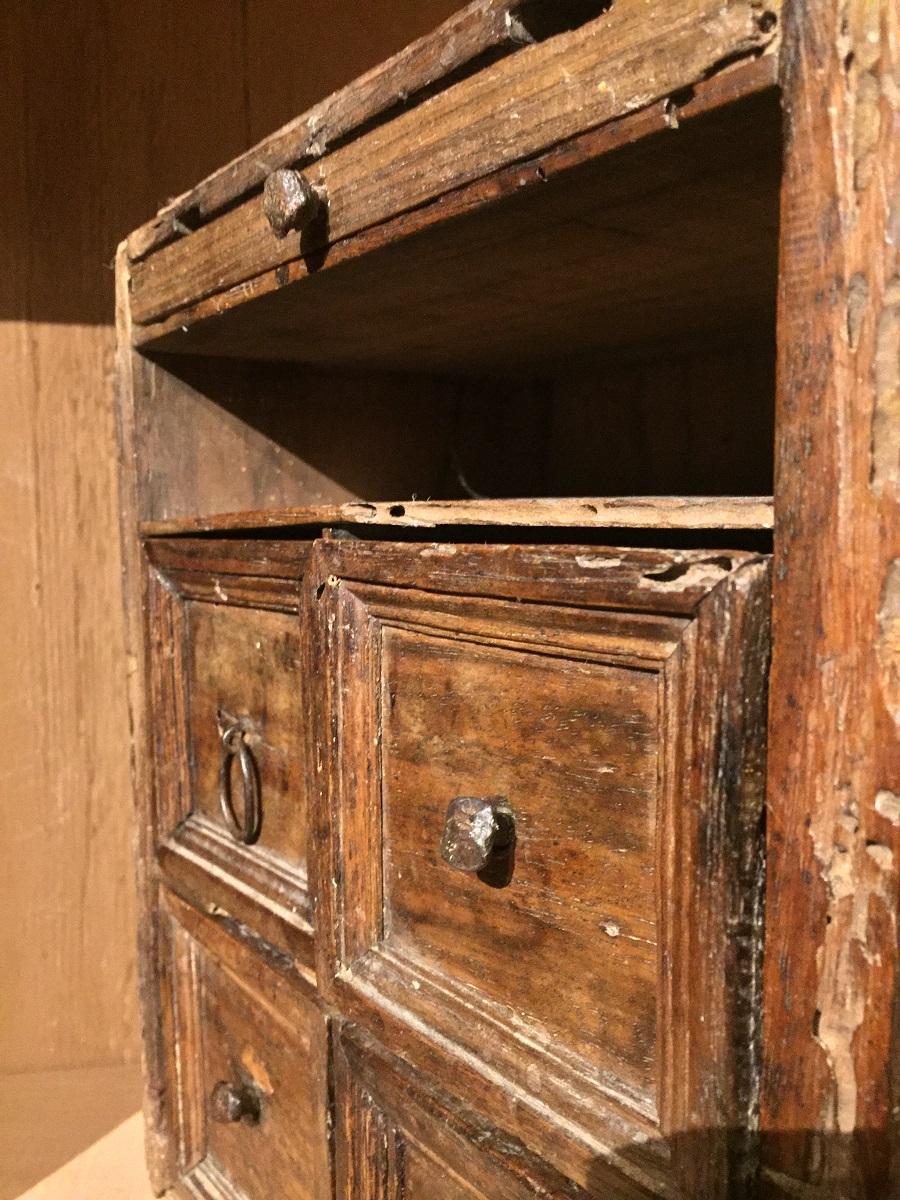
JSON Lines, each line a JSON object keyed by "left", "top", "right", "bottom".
{"left": 383, "top": 625, "right": 658, "bottom": 1095}
{"left": 309, "top": 541, "right": 769, "bottom": 1197}
{"left": 159, "top": 889, "right": 331, "bottom": 1200}
{"left": 186, "top": 600, "right": 306, "bottom": 867}
{"left": 335, "top": 1023, "right": 591, "bottom": 1200}
{"left": 146, "top": 540, "right": 313, "bottom": 964}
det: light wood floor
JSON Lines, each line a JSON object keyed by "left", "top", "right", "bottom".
{"left": 0, "top": 1065, "right": 152, "bottom": 1200}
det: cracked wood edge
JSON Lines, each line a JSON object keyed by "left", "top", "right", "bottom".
{"left": 138, "top": 496, "right": 774, "bottom": 538}
{"left": 761, "top": 1, "right": 900, "bottom": 1196}
{"left": 126, "top": 0, "right": 536, "bottom": 263}
{"left": 128, "top": 0, "right": 781, "bottom": 326}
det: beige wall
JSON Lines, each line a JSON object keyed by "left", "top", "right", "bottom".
{"left": 0, "top": 0, "right": 458, "bottom": 1075}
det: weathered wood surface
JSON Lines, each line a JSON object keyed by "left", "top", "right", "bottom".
{"left": 133, "top": 56, "right": 779, "bottom": 353}
{"left": 185, "top": 604, "right": 308, "bottom": 874}
{"left": 146, "top": 538, "right": 311, "bottom": 578}
{"left": 760, "top": 1, "right": 900, "bottom": 1196}
{"left": 115, "top": 245, "right": 176, "bottom": 1193}
{"left": 140, "top": 496, "right": 774, "bottom": 537}
{"left": 128, "top": 0, "right": 781, "bottom": 325}
{"left": 125, "top": 0, "right": 563, "bottom": 263}
{"left": 146, "top": 544, "right": 316, "bottom": 973}
{"left": 126, "top": 0, "right": 555, "bottom": 263}
{"left": 308, "top": 539, "right": 770, "bottom": 1196}
{"left": 335, "top": 1023, "right": 595, "bottom": 1200}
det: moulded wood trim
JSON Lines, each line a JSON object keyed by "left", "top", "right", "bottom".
{"left": 146, "top": 537, "right": 313, "bottom": 579}
{"left": 308, "top": 541, "right": 770, "bottom": 1196}
{"left": 334, "top": 1021, "right": 645, "bottom": 1200}
{"left": 157, "top": 888, "right": 331, "bottom": 1200}
{"left": 305, "top": 538, "right": 766, "bottom": 617}
{"left": 146, "top": 552, "right": 315, "bottom": 967}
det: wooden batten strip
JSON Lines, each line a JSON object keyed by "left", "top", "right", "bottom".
{"left": 139, "top": 496, "right": 775, "bottom": 538}
{"left": 128, "top": 0, "right": 781, "bottom": 325}
{"left": 126, "top": 0, "right": 540, "bottom": 263}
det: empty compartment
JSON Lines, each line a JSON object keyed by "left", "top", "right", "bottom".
{"left": 132, "top": 83, "right": 781, "bottom": 529}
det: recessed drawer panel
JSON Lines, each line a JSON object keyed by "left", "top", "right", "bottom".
{"left": 145, "top": 540, "right": 313, "bottom": 965}
{"left": 186, "top": 600, "right": 306, "bottom": 866}
{"left": 383, "top": 625, "right": 659, "bottom": 1096}
{"left": 157, "top": 889, "right": 331, "bottom": 1200}
{"left": 309, "top": 540, "right": 769, "bottom": 1197}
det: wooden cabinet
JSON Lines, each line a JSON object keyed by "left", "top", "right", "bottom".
{"left": 117, "top": 2, "right": 898, "bottom": 1198}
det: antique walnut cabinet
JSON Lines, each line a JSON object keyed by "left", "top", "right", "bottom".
{"left": 117, "top": 2, "right": 898, "bottom": 1197}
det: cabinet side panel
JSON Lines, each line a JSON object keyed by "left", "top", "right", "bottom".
{"left": 763, "top": 2, "right": 900, "bottom": 1195}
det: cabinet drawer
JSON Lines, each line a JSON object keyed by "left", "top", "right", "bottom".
{"left": 335, "top": 1023, "right": 597, "bottom": 1200}
{"left": 146, "top": 540, "right": 313, "bottom": 965}
{"left": 158, "top": 889, "right": 331, "bottom": 1200}
{"left": 310, "top": 541, "right": 769, "bottom": 1196}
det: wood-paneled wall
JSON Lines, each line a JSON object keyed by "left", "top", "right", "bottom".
{"left": 0, "top": 0, "right": 457, "bottom": 1075}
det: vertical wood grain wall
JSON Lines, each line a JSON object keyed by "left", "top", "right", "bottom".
{"left": 0, "top": 0, "right": 457, "bottom": 1075}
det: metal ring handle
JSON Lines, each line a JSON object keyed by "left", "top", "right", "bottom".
{"left": 218, "top": 725, "right": 261, "bottom": 845}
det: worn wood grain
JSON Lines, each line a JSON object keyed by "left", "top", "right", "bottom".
{"left": 146, "top": 545, "right": 315, "bottom": 969}
{"left": 186, "top": 604, "right": 308, "bottom": 864}
{"left": 760, "top": 1, "right": 900, "bottom": 1196}
{"left": 335, "top": 1023, "right": 596, "bottom": 1199}
{"left": 158, "top": 889, "right": 331, "bottom": 1200}
{"left": 141, "top": 496, "right": 774, "bottom": 537}
{"left": 128, "top": 0, "right": 781, "bottom": 325}
{"left": 381, "top": 626, "right": 660, "bottom": 1095}
{"left": 126, "top": 0, "right": 550, "bottom": 262}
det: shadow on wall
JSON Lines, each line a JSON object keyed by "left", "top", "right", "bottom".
{"left": 0, "top": 0, "right": 462, "bottom": 326}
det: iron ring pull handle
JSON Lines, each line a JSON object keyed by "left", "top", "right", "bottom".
{"left": 218, "top": 724, "right": 261, "bottom": 845}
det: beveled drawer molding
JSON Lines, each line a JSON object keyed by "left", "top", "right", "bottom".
{"left": 145, "top": 540, "right": 314, "bottom": 970}
{"left": 155, "top": 888, "right": 331, "bottom": 1200}
{"left": 306, "top": 540, "right": 770, "bottom": 1197}
{"left": 335, "top": 1022, "right": 589, "bottom": 1200}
